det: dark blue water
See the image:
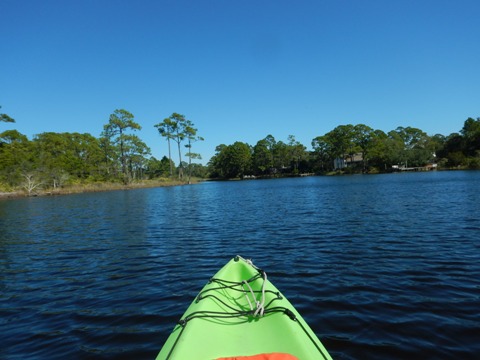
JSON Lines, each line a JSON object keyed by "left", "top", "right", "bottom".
{"left": 1, "top": 171, "right": 479, "bottom": 359}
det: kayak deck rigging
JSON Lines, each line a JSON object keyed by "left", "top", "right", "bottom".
{"left": 158, "top": 256, "right": 332, "bottom": 360}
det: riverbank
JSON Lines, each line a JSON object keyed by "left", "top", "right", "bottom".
{"left": 0, "top": 178, "right": 199, "bottom": 200}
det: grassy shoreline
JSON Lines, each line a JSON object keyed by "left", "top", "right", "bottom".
{"left": 0, "top": 178, "right": 198, "bottom": 200}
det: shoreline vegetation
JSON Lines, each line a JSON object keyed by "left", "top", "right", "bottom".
{"left": 2, "top": 106, "right": 480, "bottom": 191}
{"left": 207, "top": 118, "right": 480, "bottom": 179}
{"left": 0, "top": 178, "right": 199, "bottom": 200}
{"left": 0, "top": 167, "right": 475, "bottom": 200}
{"left": 0, "top": 109, "right": 208, "bottom": 200}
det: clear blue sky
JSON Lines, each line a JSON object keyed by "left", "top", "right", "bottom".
{"left": 1, "top": 0, "right": 479, "bottom": 164}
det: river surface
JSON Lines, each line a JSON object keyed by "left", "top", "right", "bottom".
{"left": 1, "top": 171, "right": 479, "bottom": 359}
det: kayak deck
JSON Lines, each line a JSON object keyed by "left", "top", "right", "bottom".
{"left": 156, "top": 256, "right": 332, "bottom": 359}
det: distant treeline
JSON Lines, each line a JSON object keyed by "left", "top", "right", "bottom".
{"left": 1, "top": 106, "right": 479, "bottom": 193}
{"left": 0, "top": 109, "right": 206, "bottom": 194}
{"left": 208, "top": 117, "right": 480, "bottom": 179}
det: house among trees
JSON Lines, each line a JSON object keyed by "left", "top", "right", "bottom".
{"left": 333, "top": 153, "right": 364, "bottom": 170}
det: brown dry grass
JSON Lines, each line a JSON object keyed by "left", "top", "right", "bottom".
{"left": 0, "top": 178, "right": 199, "bottom": 199}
